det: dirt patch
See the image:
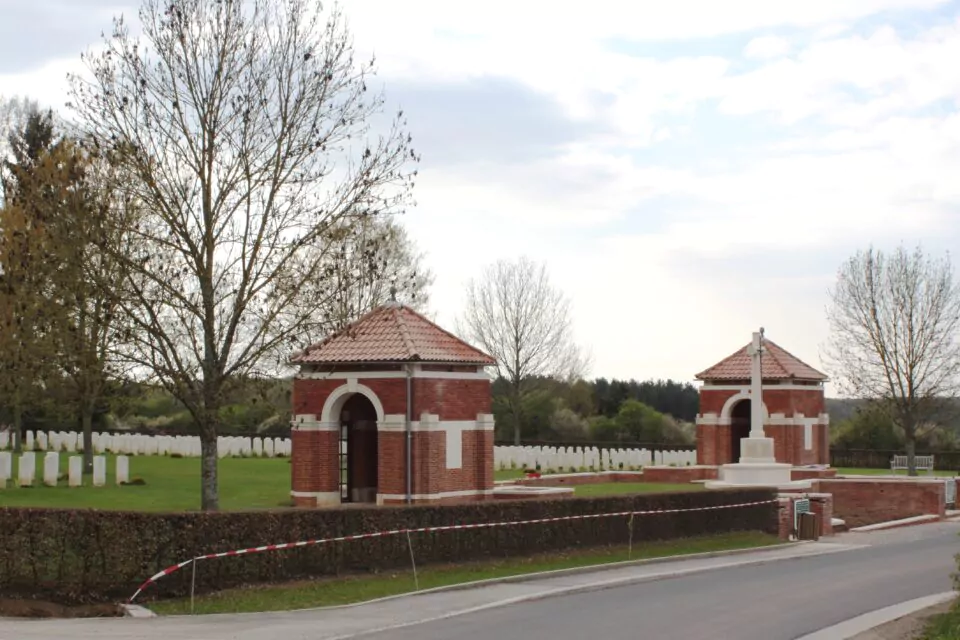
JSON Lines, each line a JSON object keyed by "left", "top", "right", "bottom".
{"left": 850, "top": 600, "right": 953, "bottom": 639}
{"left": 0, "top": 598, "right": 124, "bottom": 619}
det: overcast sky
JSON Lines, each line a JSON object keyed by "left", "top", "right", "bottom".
{"left": 3, "top": 0, "right": 960, "bottom": 390}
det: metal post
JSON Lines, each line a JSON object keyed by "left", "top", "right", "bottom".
{"left": 405, "top": 530, "right": 419, "bottom": 591}
{"left": 190, "top": 559, "right": 197, "bottom": 615}
{"left": 405, "top": 364, "right": 413, "bottom": 504}
{"left": 627, "top": 514, "right": 635, "bottom": 560}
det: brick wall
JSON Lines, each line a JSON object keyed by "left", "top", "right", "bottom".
{"left": 699, "top": 388, "right": 824, "bottom": 417}
{"left": 642, "top": 466, "right": 718, "bottom": 483}
{"left": 413, "top": 378, "right": 491, "bottom": 419}
{"left": 291, "top": 370, "right": 494, "bottom": 507}
{"left": 290, "top": 430, "right": 338, "bottom": 496}
{"left": 816, "top": 478, "right": 946, "bottom": 528}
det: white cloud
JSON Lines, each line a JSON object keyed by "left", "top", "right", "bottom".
{"left": 743, "top": 35, "right": 792, "bottom": 59}
{"left": 8, "top": 0, "right": 960, "bottom": 382}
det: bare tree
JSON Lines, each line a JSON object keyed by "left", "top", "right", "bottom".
{"left": 458, "top": 256, "right": 586, "bottom": 445}
{"left": 825, "top": 245, "right": 960, "bottom": 475}
{"left": 319, "top": 215, "right": 433, "bottom": 331}
{"left": 69, "top": 0, "right": 417, "bottom": 510}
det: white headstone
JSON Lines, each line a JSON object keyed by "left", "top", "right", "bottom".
{"left": 18, "top": 452, "right": 36, "bottom": 486}
{"left": 0, "top": 430, "right": 9, "bottom": 450}
{"left": 116, "top": 455, "right": 130, "bottom": 485}
{"left": 68, "top": 456, "right": 83, "bottom": 487}
{"left": 25, "top": 430, "right": 35, "bottom": 451}
{"left": 92, "top": 456, "right": 106, "bottom": 487}
{"left": 0, "top": 451, "right": 10, "bottom": 487}
{"left": 43, "top": 452, "right": 59, "bottom": 486}
{"left": 36, "top": 431, "right": 48, "bottom": 451}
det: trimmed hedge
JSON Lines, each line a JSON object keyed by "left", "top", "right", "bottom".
{"left": 0, "top": 488, "right": 777, "bottom": 604}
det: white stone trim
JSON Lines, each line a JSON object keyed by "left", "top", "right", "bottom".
{"left": 804, "top": 422, "right": 813, "bottom": 450}
{"left": 702, "top": 383, "right": 824, "bottom": 391}
{"left": 696, "top": 412, "right": 731, "bottom": 426}
{"left": 719, "top": 391, "right": 770, "bottom": 421}
{"left": 377, "top": 489, "right": 495, "bottom": 502}
{"left": 290, "top": 490, "right": 340, "bottom": 505}
{"left": 319, "top": 382, "right": 385, "bottom": 424}
{"left": 446, "top": 425, "right": 463, "bottom": 469}
{"left": 378, "top": 415, "right": 496, "bottom": 433}
{"left": 297, "top": 367, "right": 493, "bottom": 381}
{"left": 291, "top": 415, "right": 338, "bottom": 432}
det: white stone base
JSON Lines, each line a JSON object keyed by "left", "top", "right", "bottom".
{"left": 705, "top": 462, "right": 812, "bottom": 490}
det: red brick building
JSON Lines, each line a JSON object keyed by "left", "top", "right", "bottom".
{"left": 695, "top": 339, "right": 830, "bottom": 467}
{"left": 288, "top": 302, "right": 497, "bottom": 507}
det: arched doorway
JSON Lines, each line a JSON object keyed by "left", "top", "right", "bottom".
{"left": 338, "top": 394, "right": 379, "bottom": 503}
{"left": 730, "top": 400, "right": 751, "bottom": 462}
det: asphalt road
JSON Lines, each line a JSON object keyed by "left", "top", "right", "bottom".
{"left": 363, "top": 524, "right": 959, "bottom": 640}
{"left": 3, "top": 523, "right": 957, "bottom": 640}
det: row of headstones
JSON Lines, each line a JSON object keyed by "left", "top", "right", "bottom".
{"left": 0, "top": 451, "right": 131, "bottom": 488}
{"left": 0, "top": 430, "right": 292, "bottom": 458}
{"left": 493, "top": 445, "right": 696, "bottom": 472}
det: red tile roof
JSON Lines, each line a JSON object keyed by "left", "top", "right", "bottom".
{"left": 290, "top": 304, "right": 496, "bottom": 366}
{"left": 695, "top": 339, "right": 827, "bottom": 382}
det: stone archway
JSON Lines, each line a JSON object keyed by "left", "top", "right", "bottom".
{"left": 337, "top": 393, "right": 379, "bottom": 503}
{"left": 730, "top": 400, "right": 751, "bottom": 462}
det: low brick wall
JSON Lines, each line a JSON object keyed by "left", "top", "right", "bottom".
{"left": 513, "top": 471, "right": 645, "bottom": 487}
{"left": 641, "top": 466, "right": 718, "bottom": 483}
{"left": 815, "top": 478, "right": 945, "bottom": 528}
{"left": 777, "top": 493, "right": 834, "bottom": 539}
{"left": 792, "top": 468, "right": 838, "bottom": 481}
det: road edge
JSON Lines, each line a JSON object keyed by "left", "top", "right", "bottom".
{"left": 319, "top": 543, "right": 859, "bottom": 640}
{"left": 795, "top": 591, "right": 957, "bottom": 640}
{"left": 158, "top": 540, "right": 805, "bottom": 618}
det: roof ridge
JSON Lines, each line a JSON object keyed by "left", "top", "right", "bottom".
{"left": 394, "top": 304, "right": 496, "bottom": 363}
{"left": 394, "top": 305, "right": 418, "bottom": 359}
{"left": 762, "top": 340, "right": 790, "bottom": 376}
{"left": 694, "top": 336, "right": 827, "bottom": 382}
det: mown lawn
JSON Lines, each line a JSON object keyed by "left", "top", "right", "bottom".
{"left": 149, "top": 531, "right": 781, "bottom": 615}
{"left": 836, "top": 467, "right": 958, "bottom": 477}
{"left": 0, "top": 454, "right": 292, "bottom": 511}
{"left": 0, "top": 456, "right": 701, "bottom": 511}
{"left": 920, "top": 600, "right": 960, "bottom": 639}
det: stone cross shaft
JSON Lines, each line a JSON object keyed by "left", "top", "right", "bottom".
{"left": 748, "top": 331, "right": 765, "bottom": 439}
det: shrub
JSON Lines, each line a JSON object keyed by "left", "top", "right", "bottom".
{"left": 0, "top": 488, "right": 776, "bottom": 605}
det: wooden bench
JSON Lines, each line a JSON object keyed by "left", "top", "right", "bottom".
{"left": 890, "top": 454, "right": 935, "bottom": 475}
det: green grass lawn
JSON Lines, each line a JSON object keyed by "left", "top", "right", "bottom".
{"left": 0, "top": 456, "right": 701, "bottom": 511}
{"left": 836, "top": 467, "right": 958, "bottom": 477}
{"left": 149, "top": 531, "right": 781, "bottom": 615}
{"left": 574, "top": 482, "right": 703, "bottom": 496}
{"left": 0, "top": 454, "right": 293, "bottom": 511}
{"left": 920, "top": 600, "right": 960, "bottom": 639}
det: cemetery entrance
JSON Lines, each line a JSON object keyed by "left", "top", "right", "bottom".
{"left": 730, "top": 400, "right": 751, "bottom": 462}
{"left": 338, "top": 393, "right": 379, "bottom": 503}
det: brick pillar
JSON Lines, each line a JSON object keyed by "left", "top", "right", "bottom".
{"left": 810, "top": 494, "right": 834, "bottom": 537}
{"left": 290, "top": 416, "right": 339, "bottom": 507}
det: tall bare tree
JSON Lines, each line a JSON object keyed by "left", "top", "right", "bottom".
{"left": 459, "top": 256, "right": 587, "bottom": 445}
{"left": 69, "top": 0, "right": 416, "bottom": 510}
{"left": 320, "top": 215, "right": 433, "bottom": 331}
{"left": 825, "top": 245, "right": 960, "bottom": 475}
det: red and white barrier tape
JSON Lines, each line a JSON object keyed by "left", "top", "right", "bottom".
{"left": 128, "top": 498, "right": 776, "bottom": 602}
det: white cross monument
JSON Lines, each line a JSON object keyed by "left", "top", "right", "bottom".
{"left": 706, "top": 329, "right": 811, "bottom": 489}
